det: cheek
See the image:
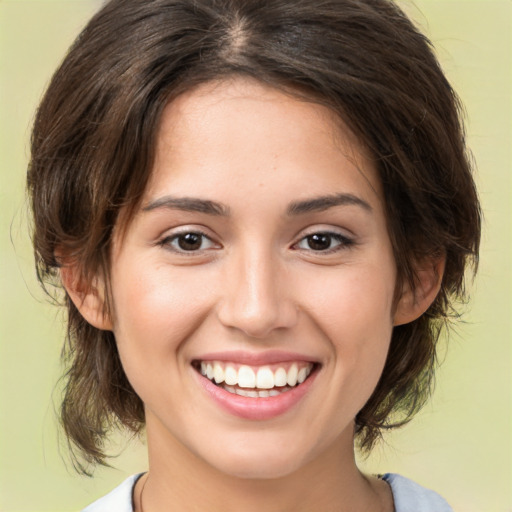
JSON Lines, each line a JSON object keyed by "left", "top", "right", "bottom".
{"left": 108, "top": 260, "right": 213, "bottom": 385}
{"left": 302, "top": 263, "right": 395, "bottom": 337}
{"left": 298, "top": 262, "right": 396, "bottom": 394}
{"left": 112, "top": 257, "right": 209, "bottom": 331}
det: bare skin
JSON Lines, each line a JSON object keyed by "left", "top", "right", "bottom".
{"left": 132, "top": 447, "right": 395, "bottom": 512}
{"left": 125, "top": 79, "right": 401, "bottom": 512}
{"left": 69, "top": 77, "right": 440, "bottom": 512}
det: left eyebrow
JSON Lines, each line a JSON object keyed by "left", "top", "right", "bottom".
{"left": 286, "top": 193, "right": 373, "bottom": 215}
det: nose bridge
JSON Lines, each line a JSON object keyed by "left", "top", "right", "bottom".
{"left": 218, "top": 242, "right": 296, "bottom": 338}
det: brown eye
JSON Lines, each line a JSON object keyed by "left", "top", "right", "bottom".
{"left": 295, "top": 232, "right": 353, "bottom": 252}
{"left": 177, "top": 233, "right": 202, "bottom": 251}
{"left": 306, "top": 233, "right": 332, "bottom": 251}
{"left": 162, "top": 231, "right": 217, "bottom": 253}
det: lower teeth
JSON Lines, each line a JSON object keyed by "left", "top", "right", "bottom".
{"left": 221, "top": 384, "right": 292, "bottom": 397}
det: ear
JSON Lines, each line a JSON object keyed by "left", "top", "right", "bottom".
{"left": 393, "top": 255, "right": 445, "bottom": 326}
{"left": 60, "top": 264, "right": 113, "bottom": 331}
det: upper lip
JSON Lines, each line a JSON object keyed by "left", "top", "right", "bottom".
{"left": 193, "top": 350, "right": 320, "bottom": 366}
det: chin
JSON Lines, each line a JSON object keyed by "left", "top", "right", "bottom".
{"left": 197, "top": 433, "right": 315, "bottom": 480}
{"left": 211, "top": 453, "right": 305, "bottom": 480}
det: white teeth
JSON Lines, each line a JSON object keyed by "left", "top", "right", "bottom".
{"left": 213, "top": 362, "right": 224, "bottom": 384}
{"left": 238, "top": 365, "right": 256, "bottom": 388}
{"left": 297, "top": 367, "right": 308, "bottom": 384}
{"left": 274, "top": 367, "right": 288, "bottom": 387}
{"left": 256, "top": 366, "right": 274, "bottom": 389}
{"left": 234, "top": 387, "right": 260, "bottom": 398}
{"left": 229, "top": 386, "right": 285, "bottom": 398}
{"left": 287, "top": 364, "right": 298, "bottom": 386}
{"left": 224, "top": 365, "right": 238, "bottom": 385}
{"left": 198, "top": 360, "right": 314, "bottom": 392}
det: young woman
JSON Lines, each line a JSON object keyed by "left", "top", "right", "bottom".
{"left": 27, "top": 0, "right": 481, "bottom": 510}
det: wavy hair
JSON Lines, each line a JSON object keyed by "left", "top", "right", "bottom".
{"left": 28, "top": 0, "right": 480, "bottom": 473}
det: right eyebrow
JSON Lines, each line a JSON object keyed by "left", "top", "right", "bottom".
{"left": 142, "top": 196, "right": 230, "bottom": 216}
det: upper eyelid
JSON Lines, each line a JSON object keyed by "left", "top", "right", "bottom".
{"left": 163, "top": 230, "right": 211, "bottom": 242}
{"left": 292, "top": 225, "right": 355, "bottom": 242}
{"left": 159, "top": 225, "right": 216, "bottom": 240}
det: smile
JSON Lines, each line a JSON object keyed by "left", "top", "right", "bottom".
{"left": 196, "top": 361, "right": 315, "bottom": 398}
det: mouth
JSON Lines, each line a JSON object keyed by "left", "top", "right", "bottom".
{"left": 192, "top": 360, "right": 319, "bottom": 398}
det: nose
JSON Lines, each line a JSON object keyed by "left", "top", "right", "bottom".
{"left": 216, "top": 247, "right": 298, "bottom": 338}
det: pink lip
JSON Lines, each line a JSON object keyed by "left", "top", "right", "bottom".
{"left": 195, "top": 350, "right": 319, "bottom": 366}
{"left": 194, "top": 365, "right": 319, "bottom": 421}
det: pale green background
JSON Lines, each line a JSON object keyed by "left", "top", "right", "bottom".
{"left": 0, "top": 1, "right": 510, "bottom": 511}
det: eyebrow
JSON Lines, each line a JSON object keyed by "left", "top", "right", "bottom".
{"left": 142, "top": 196, "right": 230, "bottom": 216}
{"left": 286, "top": 193, "right": 372, "bottom": 215}
{"left": 142, "top": 192, "right": 372, "bottom": 217}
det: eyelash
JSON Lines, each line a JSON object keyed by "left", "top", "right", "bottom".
{"left": 292, "top": 231, "right": 355, "bottom": 254}
{"left": 158, "top": 230, "right": 218, "bottom": 254}
{"left": 158, "top": 229, "right": 354, "bottom": 255}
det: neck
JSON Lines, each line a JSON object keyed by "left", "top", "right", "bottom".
{"left": 137, "top": 420, "right": 389, "bottom": 512}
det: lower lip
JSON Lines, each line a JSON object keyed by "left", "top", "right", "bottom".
{"left": 195, "top": 368, "right": 318, "bottom": 421}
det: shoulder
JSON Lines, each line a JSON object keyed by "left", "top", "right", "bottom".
{"left": 81, "top": 474, "right": 143, "bottom": 512}
{"left": 382, "top": 473, "right": 453, "bottom": 512}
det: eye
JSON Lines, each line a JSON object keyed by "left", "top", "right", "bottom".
{"left": 161, "top": 231, "right": 218, "bottom": 253}
{"left": 295, "top": 232, "right": 353, "bottom": 252}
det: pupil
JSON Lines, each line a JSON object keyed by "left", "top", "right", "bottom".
{"left": 308, "top": 233, "right": 331, "bottom": 251}
{"left": 178, "top": 233, "right": 201, "bottom": 250}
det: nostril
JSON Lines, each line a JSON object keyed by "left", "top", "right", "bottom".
{"left": 215, "top": 257, "right": 299, "bottom": 338}
{"left": 216, "top": 300, "right": 299, "bottom": 339}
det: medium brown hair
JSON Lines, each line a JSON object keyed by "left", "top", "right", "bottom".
{"left": 28, "top": 0, "right": 480, "bottom": 473}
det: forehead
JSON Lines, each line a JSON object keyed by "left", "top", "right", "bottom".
{"left": 143, "top": 77, "right": 383, "bottom": 212}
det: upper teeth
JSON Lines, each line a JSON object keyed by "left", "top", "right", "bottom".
{"left": 200, "top": 361, "right": 313, "bottom": 389}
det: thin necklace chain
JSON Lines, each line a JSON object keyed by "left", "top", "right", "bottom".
{"left": 138, "top": 473, "right": 148, "bottom": 512}
{"left": 136, "top": 473, "right": 391, "bottom": 512}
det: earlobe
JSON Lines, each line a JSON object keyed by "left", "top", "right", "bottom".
{"left": 60, "top": 265, "right": 113, "bottom": 331}
{"left": 393, "top": 256, "right": 445, "bottom": 326}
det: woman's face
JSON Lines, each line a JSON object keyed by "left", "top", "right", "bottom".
{"left": 108, "top": 78, "right": 400, "bottom": 479}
